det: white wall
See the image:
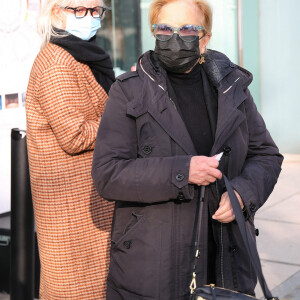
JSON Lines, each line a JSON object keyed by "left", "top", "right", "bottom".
{"left": 0, "top": 0, "right": 41, "bottom": 213}
{"left": 259, "top": 0, "right": 300, "bottom": 153}
{"left": 208, "top": 0, "right": 238, "bottom": 64}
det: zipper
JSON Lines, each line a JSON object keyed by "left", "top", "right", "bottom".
{"left": 223, "top": 77, "right": 240, "bottom": 94}
{"left": 140, "top": 59, "right": 179, "bottom": 123}
{"left": 202, "top": 285, "right": 257, "bottom": 298}
{"left": 158, "top": 84, "right": 165, "bottom": 91}
{"left": 169, "top": 98, "right": 177, "bottom": 110}
{"left": 139, "top": 59, "right": 167, "bottom": 92}
{"left": 219, "top": 145, "right": 231, "bottom": 288}
{"left": 172, "top": 200, "right": 180, "bottom": 297}
{"left": 176, "top": 203, "right": 180, "bottom": 297}
{"left": 139, "top": 60, "right": 155, "bottom": 82}
{"left": 215, "top": 180, "right": 220, "bottom": 201}
{"left": 220, "top": 223, "right": 225, "bottom": 287}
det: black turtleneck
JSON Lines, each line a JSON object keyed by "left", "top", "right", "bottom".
{"left": 167, "top": 64, "right": 213, "bottom": 156}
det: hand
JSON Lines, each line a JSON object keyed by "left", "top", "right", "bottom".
{"left": 212, "top": 190, "right": 244, "bottom": 223}
{"left": 188, "top": 155, "right": 222, "bottom": 186}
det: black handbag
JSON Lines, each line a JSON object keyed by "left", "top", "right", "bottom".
{"left": 189, "top": 175, "right": 278, "bottom": 300}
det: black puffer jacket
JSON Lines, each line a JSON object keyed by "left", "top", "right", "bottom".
{"left": 92, "top": 50, "right": 283, "bottom": 300}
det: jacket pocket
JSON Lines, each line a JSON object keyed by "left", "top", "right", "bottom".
{"left": 108, "top": 215, "right": 162, "bottom": 298}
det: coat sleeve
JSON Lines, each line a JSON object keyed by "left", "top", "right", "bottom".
{"left": 230, "top": 88, "right": 283, "bottom": 217}
{"left": 92, "top": 80, "right": 194, "bottom": 203}
{"left": 38, "top": 64, "right": 101, "bottom": 154}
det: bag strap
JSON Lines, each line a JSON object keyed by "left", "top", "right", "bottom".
{"left": 190, "top": 186, "right": 205, "bottom": 294}
{"left": 223, "top": 175, "right": 275, "bottom": 299}
{"left": 190, "top": 176, "right": 277, "bottom": 300}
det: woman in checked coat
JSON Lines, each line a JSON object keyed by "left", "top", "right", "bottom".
{"left": 26, "top": 0, "right": 114, "bottom": 298}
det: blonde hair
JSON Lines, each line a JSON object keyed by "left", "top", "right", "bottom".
{"left": 149, "top": 0, "right": 212, "bottom": 35}
{"left": 37, "top": 0, "right": 104, "bottom": 49}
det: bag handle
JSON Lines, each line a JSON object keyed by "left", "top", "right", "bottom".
{"left": 190, "top": 176, "right": 277, "bottom": 300}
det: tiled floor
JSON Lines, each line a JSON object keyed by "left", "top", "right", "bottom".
{"left": 255, "top": 156, "right": 300, "bottom": 299}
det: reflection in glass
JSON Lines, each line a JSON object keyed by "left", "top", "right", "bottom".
{"left": 97, "top": 0, "right": 141, "bottom": 75}
{"left": 96, "top": 0, "right": 239, "bottom": 73}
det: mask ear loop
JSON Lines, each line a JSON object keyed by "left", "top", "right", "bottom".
{"left": 199, "top": 32, "right": 206, "bottom": 40}
{"left": 199, "top": 32, "right": 207, "bottom": 64}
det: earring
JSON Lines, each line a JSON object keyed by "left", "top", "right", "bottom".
{"left": 199, "top": 55, "right": 205, "bottom": 64}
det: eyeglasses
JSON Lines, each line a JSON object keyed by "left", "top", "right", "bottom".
{"left": 63, "top": 6, "right": 108, "bottom": 19}
{"left": 152, "top": 24, "right": 206, "bottom": 42}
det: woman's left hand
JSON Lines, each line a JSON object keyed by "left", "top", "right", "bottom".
{"left": 212, "top": 190, "right": 244, "bottom": 223}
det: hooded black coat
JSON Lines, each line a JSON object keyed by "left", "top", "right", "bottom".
{"left": 92, "top": 50, "right": 283, "bottom": 300}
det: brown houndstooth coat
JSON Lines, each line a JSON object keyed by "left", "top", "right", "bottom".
{"left": 26, "top": 43, "right": 114, "bottom": 299}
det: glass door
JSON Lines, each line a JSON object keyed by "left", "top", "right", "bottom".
{"left": 97, "top": 0, "right": 141, "bottom": 75}
{"left": 98, "top": 0, "right": 239, "bottom": 73}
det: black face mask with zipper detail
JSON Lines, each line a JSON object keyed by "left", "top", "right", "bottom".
{"left": 154, "top": 33, "right": 200, "bottom": 73}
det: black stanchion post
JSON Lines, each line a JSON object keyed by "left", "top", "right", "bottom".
{"left": 10, "top": 128, "right": 35, "bottom": 300}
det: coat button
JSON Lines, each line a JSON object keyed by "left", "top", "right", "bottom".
{"left": 223, "top": 145, "right": 232, "bottom": 155}
{"left": 143, "top": 145, "right": 152, "bottom": 155}
{"left": 250, "top": 203, "right": 256, "bottom": 212}
{"left": 177, "top": 192, "right": 185, "bottom": 201}
{"left": 176, "top": 174, "right": 185, "bottom": 182}
{"left": 255, "top": 228, "right": 259, "bottom": 236}
{"left": 229, "top": 246, "right": 237, "bottom": 253}
{"left": 123, "top": 240, "right": 132, "bottom": 249}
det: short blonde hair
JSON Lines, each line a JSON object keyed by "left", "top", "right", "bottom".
{"left": 149, "top": 0, "right": 212, "bottom": 35}
{"left": 37, "top": 0, "right": 104, "bottom": 49}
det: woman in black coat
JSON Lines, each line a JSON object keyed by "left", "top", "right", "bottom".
{"left": 92, "top": 0, "right": 283, "bottom": 299}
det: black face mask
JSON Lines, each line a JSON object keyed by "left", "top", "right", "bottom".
{"left": 154, "top": 34, "right": 200, "bottom": 73}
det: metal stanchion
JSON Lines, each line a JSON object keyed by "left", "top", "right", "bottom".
{"left": 10, "top": 128, "right": 34, "bottom": 300}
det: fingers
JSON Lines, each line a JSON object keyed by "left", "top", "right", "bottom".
{"left": 200, "top": 180, "right": 213, "bottom": 186}
{"left": 188, "top": 155, "right": 222, "bottom": 185}
{"left": 234, "top": 190, "right": 245, "bottom": 210}
{"left": 213, "top": 192, "right": 235, "bottom": 223}
{"left": 213, "top": 209, "right": 235, "bottom": 223}
{"left": 207, "top": 156, "right": 220, "bottom": 168}
{"left": 209, "top": 168, "right": 222, "bottom": 180}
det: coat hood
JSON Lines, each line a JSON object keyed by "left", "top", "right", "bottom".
{"left": 203, "top": 49, "right": 253, "bottom": 89}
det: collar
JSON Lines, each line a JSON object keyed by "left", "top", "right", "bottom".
{"left": 136, "top": 50, "right": 253, "bottom": 93}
